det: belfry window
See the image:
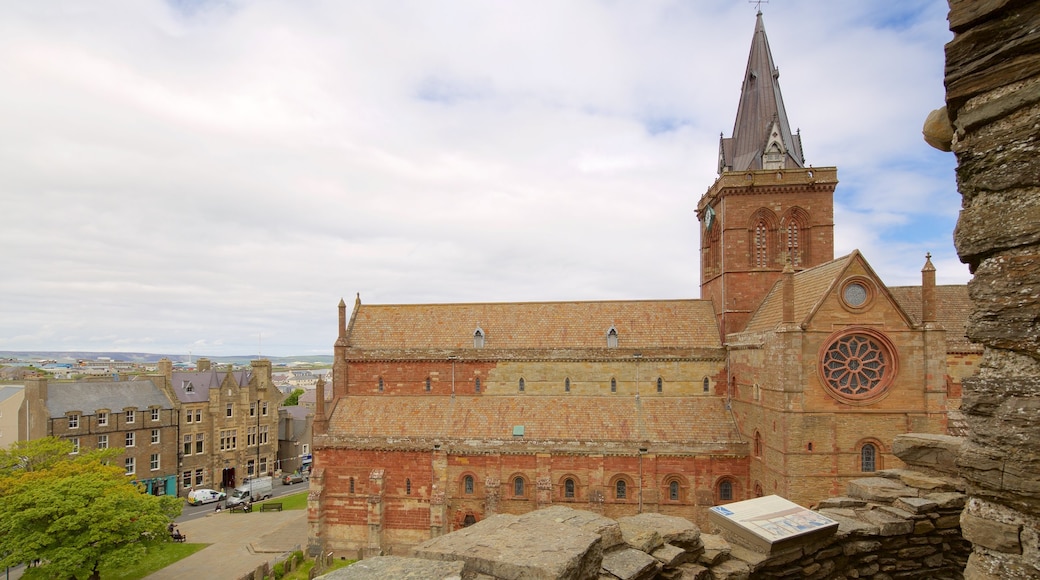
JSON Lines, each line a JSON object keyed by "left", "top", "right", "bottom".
{"left": 475, "top": 378, "right": 481, "bottom": 393}
{"left": 473, "top": 328, "right": 485, "bottom": 348}
{"left": 656, "top": 377, "right": 663, "bottom": 393}
{"left": 518, "top": 378, "right": 525, "bottom": 392}
{"left": 786, "top": 222, "right": 800, "bottom": 266}
{"left": 565, "top": 377, "right": 571, "bottom": 392}
{"left": 606, "top": 327, "right": 619, "bottom": 348}
{"left": 754, "top": 220, "right": 769, "bottom": 268}
{"left": 425, "top": 377, "right": 431, "bottom": 392}
{"left": 378, "top": 377, "right": 384, "bottom": 392}
{"left": 703, "top": 377, "right": 710, "bottom": 393}
{"left": 611, "top": 378, "right": 617, "bottom": 393}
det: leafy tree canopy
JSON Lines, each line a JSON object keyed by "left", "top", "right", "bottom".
{"left": 0, "top": 437, "right": 182, "bottom": 579}
{"left": 283, "top": 388, "right": 305, "bottom": 406}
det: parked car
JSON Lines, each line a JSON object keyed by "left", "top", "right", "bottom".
{"left": 282, "top": 472, "right": 307, "bottom": 485}
{"left": 187, "top": 488, "right": 226, "bottom": 506}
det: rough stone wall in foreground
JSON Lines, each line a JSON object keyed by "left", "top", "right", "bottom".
{"left": 939, "top": 1, "right": 1040, "bottom": 578}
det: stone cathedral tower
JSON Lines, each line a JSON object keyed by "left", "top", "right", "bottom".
{"left": 698, "top": 11, "right": 838, "bottom": 339}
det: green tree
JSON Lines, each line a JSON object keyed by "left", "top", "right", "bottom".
{"left": 283, "top": 388, "right": 305, "bottom": 406}
{"left": 0, "top": 437, "right": 182, "bottom": 580}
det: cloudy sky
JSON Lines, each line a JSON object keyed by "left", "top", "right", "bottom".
{"left": 0, "top": 0, "right": 963, "bottom": 358}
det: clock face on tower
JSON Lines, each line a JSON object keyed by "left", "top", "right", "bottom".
{"left": 704, "top": 206, "right": 716, "bottom": 231}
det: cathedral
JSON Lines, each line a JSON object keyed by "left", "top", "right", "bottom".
{"left": 308, "top": 13, "right": 977, "bottom": 557}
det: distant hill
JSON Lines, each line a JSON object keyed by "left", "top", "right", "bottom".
{"left": 0, "top": 351, "right": 332, "bottom": 366}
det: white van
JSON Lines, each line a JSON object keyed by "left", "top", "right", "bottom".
{"left": 226, "top": 476, "right": 273, "bottom": 507}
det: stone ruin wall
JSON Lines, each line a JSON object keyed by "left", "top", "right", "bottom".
{"left": 930, "top": 1, "right": 1040, "bottom": 578}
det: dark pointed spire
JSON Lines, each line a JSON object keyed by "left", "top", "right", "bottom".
{"left": 719, "top": 11, "right": 804, "bottom": 174}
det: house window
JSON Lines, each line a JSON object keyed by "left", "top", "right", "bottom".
{"left": 615, "top": 479, "right": 627, "bottom": 499}
{"left": 184, "top": 381, "right": 194, "bottom": 393}
{"left": 378, "top": 377, "right": 384, "bottom": 392}
{"left": 150, "top": 454, "right": 160, "bottom": 471}
{"left": 68, "top": 414, "right": 79, "bottom": 429}
{"left": 151, "top": 429, "right": 160, "bottom": 444}
{"left": 260, "top": 457, "right": 268, "bottom": 474}
{"left": 262, "top": 402, "right": 268, "bottom": 416}
{"left": 195, "top": 469, "right": 204, "bottom": 485}
{"left": 669, "top": 480, "right": 679, "bottom": 501}
{"left": 611, "top": 378, "right": 616, "bottom": 393}
{"left": 186, "top": 410, "right": 193, "bottom": 424}
{"left": 564, "top": 478, "right": 575, "bottom": 499}
{"left": 607, "top": 327, "right": 618, "bottom": 348}
{"left": 151, "top": 409, "right": 160, "bottom": 422}
{"left": 513, "top": 477, "right": 525, "bottom": 497}
{"left": 718, "top": 479, "right": 733, "bottom": 501}
{"left": 125, "top": 432, "right": 135, "bottom": 447}
{"left": 126, "top": 410, "right": 135, "bottom": 424}
{"left": 656, "top": 377, "right": 663, "bottom": 393}
{"left": 125, "top": 457, "right": 135, "bottom": 475}
{"left": 250, "top": 402, "right": 256, "bottom": 417}
{"left": 98, "top": 412, "right": 108, "bottom": 426}
{"left": 703, "top": 377, "right": 710, "bottom": 393}
{"left": 475, "top": 378, "right": 481, "bottom": 393}
{"left": 220, "top": 429, "right": 236, "bottom": 450}
{"left": 425, "top": 377, "right": 431, "bottom": 392}
{"left": 518, "top": 378, "right": 525, "bottom": 392}
{"left": 406, "top": 478, "right": 412, "bottom": 495}
{"left": 861, "top": 443, "right": 877, "bottom": 472}
{"left": 260, "top": 425, "right": 269, "bottom": 445}
{"left": 182, "top": 471, "right": 192, "bottom": 489}
{"left": 565, "top": 378, "right": 570, "bottom": 392}
{"left": 97, "top": 434, "right": 108, "bottom": 449}
{"left": 247, "top": 427, "right": 257, "bottom": 447}
{"left": 70, "top": 438, "right": 80, "bottom": 454}
{"left": 194, "top": 409, "right": 202, "bottom": 423}
{"left": 247, "top": 459, "right": 255, "bottom": 477}
{"left": 226, "top": 404, "right": 233, "bottom": 418}
{"left": 196, "top": 433, "right": 204, "bottom": 454}
{"left": 183, "top": 435, "right": 192, "bottom": 456}
{"left": 464, "top": 475, "right": 474, "bottom": 495}
{"left": 474, "top": 328, "right": 485, "bottom": 348}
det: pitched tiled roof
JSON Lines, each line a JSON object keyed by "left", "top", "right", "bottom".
{"left": 889, "top": 285, "right": 978, "bottom": 352}
{"left": 346, "top": 300, "right": 720, "bottom": 350}
{"left": 743, "top": 254, "right": 853, "bottom": 333}
{"left": 326, "top": 395, "right": 743, "bottom": 452}
{"left": 46, "top": 379, "right": 173, "bottom": 417}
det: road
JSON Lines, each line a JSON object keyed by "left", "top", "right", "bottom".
{"left": 176, "top": 480, "right": 310, "bottom": 523}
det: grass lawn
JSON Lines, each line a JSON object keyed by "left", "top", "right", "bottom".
{"left": 21, "top": 542, "right": 208, "bottom": 580}
{"left": 281, "top": 557, "right": 354, "bottom": 580}
{"left": 256, "top": 490, "right": 308, "bottom": 510}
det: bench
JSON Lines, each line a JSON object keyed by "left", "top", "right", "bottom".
{"left": 260, "top": 502, "right": 283, "bottom": 512}
{"left": 228, "top": 503, "right": 253, "bottom": 513}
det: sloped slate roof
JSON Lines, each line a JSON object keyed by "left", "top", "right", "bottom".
{"left": 889, "top": 285, "right": 978, "bottom": 352}
{"left": 0, "top": 385, "right": 23, "bottom": 405}
{"left": 170, "top": 369, "right": 253, "bottom": 403}
{"left": 743, "top": 254, "right": 853, "bottom": 333}
{"left": 46, "top": 379, "right": 173, "bottom": 417}
{"left": 346, "top": 300, "right": 721, "bottom": 350}
{"left": 327, "top": 395, "right": 742, "bottom": 447}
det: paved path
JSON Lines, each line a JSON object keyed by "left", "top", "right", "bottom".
{"left": 146, "top": 508, "right": 308, "bottom": 579}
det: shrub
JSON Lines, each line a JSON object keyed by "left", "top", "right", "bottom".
{"left": 273, "top": 561, "right": 284, "bottom": 579}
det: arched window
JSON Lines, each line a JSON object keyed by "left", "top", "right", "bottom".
{"left": 703, "top": 377, "right": 710, "bottom": 393}
{"left": 615, "top": 479, "right": 627, "bottom": 499}
{"left": 607, "top": 327, "right": 619, "bottom": 348}
{"left": 425, "top": 377, "right": 431, "bottom": 392}
{"left": 754, "top": 431, "right": 762, "bottom": 457}
{"left": 406, "top": 478, "right": 412, "bottom": 495}
{"left": 473, "top": 328, "right": 485, "bottom": 348}
{"left": 861, "top": 443, "right": 877, "bottom": 472}
{"left": 463, "top": 475, "right": 474, "bottom": 495}
{"left": 785, "top": 222, "right": 800, "bottom": 266}
{"left": 564, "top": 478, "right": 575, "bottom": 499}
{"left": 513, "top": 476, "right": 525, "bottom": 497}
{"left": 377, "top": 377, "right": 384, "bottom": 392}
{"left": 463, "top": 514, "right": 476, "bottom": 527}
{"left": 656, "top": 377, "right": 663, "bottom": 393}
{"left": 669, "top": 480, "right": 679, "bottom": 501}
{"left": 349, "top": 477, "right": 355, "bottom": 494}
{"left": 565, "top": 377, "right": 571, "bottom": 392}
{"left": 754, "top": 483, "right": 764, "bottom": 497}
{"left": 475, "top": 378, "right": 481, "bottom": 393}
{"left": 611, "top": 378, "right": 617, "bottom": 393}
{"left": 754, "top": 219, "right": 769, "bottom": 268}
{"left": 518, "top": 378, "right": 525, "bottom": 392}
{"left": 718, "top": 479, "right": 733, "bottom": 502}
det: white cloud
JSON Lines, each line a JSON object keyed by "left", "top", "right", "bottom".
{"left": 0, "top": 0, "right": 968, "bottom": 356}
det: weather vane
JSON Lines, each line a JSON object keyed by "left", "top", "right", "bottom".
{"left": 750, "top": 0, "right": 769, "bottom": 11}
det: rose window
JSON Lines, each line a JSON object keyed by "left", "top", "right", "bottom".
{"left": 820, "top": 332, "right": 893, "bottom": 400}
